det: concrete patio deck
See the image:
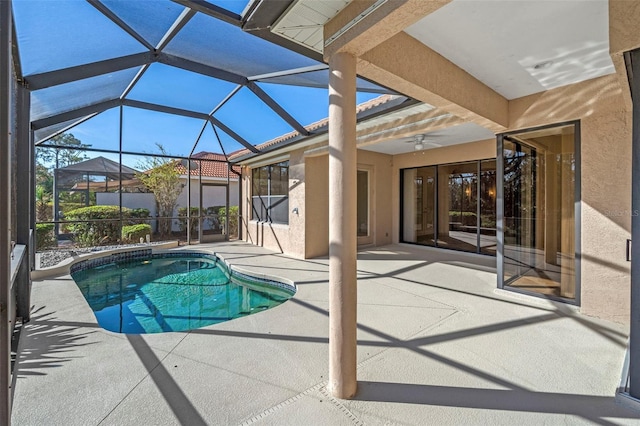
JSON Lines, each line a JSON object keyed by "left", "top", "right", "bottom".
{"left": 10, "top": 242, "right": 639, "bottom": 425}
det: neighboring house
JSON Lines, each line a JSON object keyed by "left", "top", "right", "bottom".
{"left": 173, "top": 151, "right": 240, "bottom": 216}
{"left": 62, "top": 153, "right": 239, "bottom": 235}
{"left": 171, "top": 151, "right": 240, "bottom": 234}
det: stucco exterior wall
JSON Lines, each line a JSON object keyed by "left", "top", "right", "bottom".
{"left": 509, "top": 74, "right": 632, "bottom": 324}
{"left": 358, "top": 149, "right": 394, "bottom": 247}
{"left": 305, "top": 154, "right": 329, "bottom": 258}
{"left": 241, "top": 149, "right": 307, "bottom": 259}
{"left": 303, "top": 149, "right": 394, "bottom": 258}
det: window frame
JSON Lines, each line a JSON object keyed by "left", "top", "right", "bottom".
{"left": 251, "top": 160, "right": 289, "bottom": 225}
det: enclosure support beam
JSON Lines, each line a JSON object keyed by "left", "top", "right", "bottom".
{"left": 629, "top": 48, "right": 640, "bottom": 400}
{"left": 246, "top": 82, "right": 310, "bottom": 136}
{"left": 328, "top": 51, "right": 358, "bottom": 399}
{"left": 209, "top": 117, "right": 259, "bottom": 153}
{"left": 172, "top": 0, "right": 242, "bottom": 26}
{"left": 118, "top": 106, "right": 124, "bottom": 251}
{"left": 25, "top": 52, "right": 156, "bottom": 90}
{"left": 31, "top": 99, "right": 121, "bottom": 131}
{"left": 16, "top": 84, "right": 31, "bottom": 321}
{"left": 158, "top": 54, "right": 246, "bottom": 85}
{"left": 87, "top": 0, "right": 155, "bottom": 51}
{"left": 0, "top": 0, "right": 12, "bottom": 422}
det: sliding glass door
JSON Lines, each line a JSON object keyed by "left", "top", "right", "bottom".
{"left": 402, "top": 167, "right": 436, "bottom": 246}
{"left": 401, "top": 160, "right": 496, "bottom": 254}
{"left": 480, "top": 160, "right": 497, "bottom": 254}
{"left": 438, "top": 162, "right": 478, "bottom": 253}
{"left": 499, "top": 122, "right": 579, "bottom": 302}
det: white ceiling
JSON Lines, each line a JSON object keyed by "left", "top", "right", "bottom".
{"left": 359, "top": 122, "right": 495, "bottom": 155}
{"left": 405, "top": 0, "right": 614, "bottom": 100}
{"left": 272, "top": 0, "right": 615, "bottom": 154}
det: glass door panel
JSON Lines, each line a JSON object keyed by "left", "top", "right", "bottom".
{"left": 480, "top": 160, "right": 497, "bottom": 254}
{"left": 357, "top": 169, "right": 373, "bottom": 245}
{"left": 502, "top": 124, "right": 576, "bottom": 301}
{"left": 503, "top": 140, "right": 537, "bottom": 281}
{"left": 437, "top": 162, "right": 478, "bottom": 252}
{"left": 401, "top": 167, "right": 435, "bottom": 246}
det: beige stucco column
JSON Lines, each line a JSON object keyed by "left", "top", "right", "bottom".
{"left": 328, "top": 51, "right": 358, "bottom": 399}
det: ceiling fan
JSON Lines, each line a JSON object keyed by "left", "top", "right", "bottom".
{"left": 405, "top": 133, "right": 443, "bottom": 151}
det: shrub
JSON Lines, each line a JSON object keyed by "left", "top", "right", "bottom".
{"left": 59, "top": 202, "right": 85, "bottom": 216}
{"left": 129, "top": 208, "right": 150, "bottom": 219}
{"left": 449, "top": 211, "right": 477, "bottom": 227}
{"left": 65, "top": 205, "right": 132, "bottom": 247}
{"left": 218, "top": 206, "right": 238, "bottom": 238}
{"left": 177, "top": 207, "right": 200, "bottom": 236}
{"left": 203, "top": 206, "right": 222, "bottom": 230}
{"left": 35, "top": 186, "right": 53, "bottom": 221}
{"left": 36, "top": 201, "right": 53, "bottom": 222}
{"left": 35, "top": 223, "right": 57, "bottom": 251}
{"left": 122, "top": 223, "right": 152, "bottom": 244}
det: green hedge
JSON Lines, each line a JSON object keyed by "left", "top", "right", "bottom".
{"left": 449, "top": 211, "right": 477, "bottom": 226}
{"left": 65, "top": 205, "right": 133, "bottom": 247}
{"left": 218, "top": 206, "right": 238, "bottom": 238}
{"left": 35, "top": 223, "right": 57, "bottom": 251}
{"left": 59, "top": 202, "right": 85, "bottom": 215}
{"left": 129, "top": 208, "right": 150, "bottom": 218}
{"left": 122, "top": 223, "right": 152, "bottom": 243}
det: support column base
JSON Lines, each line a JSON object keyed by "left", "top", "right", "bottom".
{"left": 327, "top": 381, "right": 358, "bottom": 400}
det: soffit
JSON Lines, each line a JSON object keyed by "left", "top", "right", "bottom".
{"left": 404, "top": 0, "right": 615, "bottom": 100}
{"left": 272, "top": 0, "right": 350, "bottom": 53}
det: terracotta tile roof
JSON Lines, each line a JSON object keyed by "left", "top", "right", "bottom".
{"left": 229, "top": 94, "right": 398, "bottom": 160}
{"left": 174, "top": 152, "right": 240, "bottom": 179}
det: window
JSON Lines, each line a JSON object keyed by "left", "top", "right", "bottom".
{"left": 251, "top": 161, "right": 289, "bottom": 224}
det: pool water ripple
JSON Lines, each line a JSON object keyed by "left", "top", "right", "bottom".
{"left": 71, "top": 254, "right": 294, "bottom": 334}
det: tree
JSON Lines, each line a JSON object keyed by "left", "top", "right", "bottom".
{"left": 35, "top": 163, "right": 53, "bottom": 194}
{"left": 136, "top": 144, "right": 182, "bottom": 238}
{"left": 37, "top": 133, "right": 90, "bottom": 169}
{"left": 35, "top": 185, "right": 52, "bottom": 222}
{"left": 35, "top": 133, "right": 91, "bottom": 224}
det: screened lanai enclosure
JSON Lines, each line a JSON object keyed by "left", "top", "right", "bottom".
{"left": 0, "top": 0, "right": 411, "bottom": 420}
{"left": 10, "top": 0, "right": 402, "bottom": 254}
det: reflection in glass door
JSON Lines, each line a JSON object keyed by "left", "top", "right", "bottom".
{"left": 402, "top": 167, "right": 436, "bottom": 246}
{"left": 500, "top": 123, "right": 578, "bottom": 302}
{"left": 480, "top": 160, "right": 497, "bottom": 254}
{"left": 401, "top": 161, "right": 496, "bottom": 253}
{"left": 357, "top": 169, "right": 371, "bottom": 245}
{"left": 438, "top": 162, "right": 477, "bottom": 253}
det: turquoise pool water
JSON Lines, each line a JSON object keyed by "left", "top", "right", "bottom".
{"left": 71, "top": 254, "right": 294, "bottom": 334}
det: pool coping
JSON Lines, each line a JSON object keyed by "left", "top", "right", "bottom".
{"left": 35, "top": 245, "right": 297, "bottom": 299}
{"left": 153, "top": 248, "right": 298, "bottom": 294}
{"left": 31, "top": 241, "right": 180, "bottom": 280}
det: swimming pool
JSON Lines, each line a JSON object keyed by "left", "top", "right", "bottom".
{"left": 70, "top": 251, "right": 295, "bottom": 334}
